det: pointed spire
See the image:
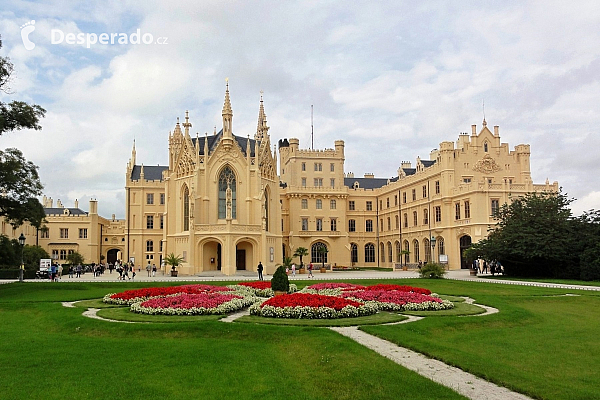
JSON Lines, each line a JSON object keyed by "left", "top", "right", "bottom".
{"left": 174, "top": 117, "right": 182, "bottom": 135}
{"left": 247, "top": 134, "right": 251, "bottom": 160}
{"left": 183, "top": 110, "right": 192, "bottom": 136}
{"left": 222, "top": 79, "right": 233, "bottom": 138}
{"left": 204, "top": 132, "right": 209, "bottom": 156}
{"left": 222, "top": 79, "right": 232, "bottom": 116}
{"left": 140, "top": 164, "right": 145, "bottom": 180}
{"left": 482, "top": 99, "right": 487, "bottom": 127}
{"left": 131, "top": 139, "right": 137, "bottom": 165}
{"left": 256, "top": 90, "right": 269, "bottom": 141}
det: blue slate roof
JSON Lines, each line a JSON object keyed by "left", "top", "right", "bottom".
{"left": 344, "top": 176, "right": 398, "bottom": 190}
{"left": 402, "top": 168, "right": 416, "bottom": 176}
{"left": 44, "top": 207, "right": 87, "bottom": 216}
{"left": 421, "top": 160, "right": 436, "bottom": 167}
{"left": 130, "top": 165, "right": 168, "bottom": 181}
{"left": 191, "top": 129, "right": 257, "bottom": 157}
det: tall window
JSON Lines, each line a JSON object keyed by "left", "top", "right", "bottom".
{"left": 79, "top": 228, "right": 87, "bottom": 239}
{"left": 60, "top": 250, "right": 66, "bottom": 260}
{"left": 435, "top": 180, "right": 440, "bottom": 194}
{"left": 424, "top": 238, "right": 431, "bottom": 262}
{"left": 160, "top": 215, "right": 164, "bottom": 229}
{"left": 316, "top": 218, "right": 323, "bottom": 231}
{"left": 413, "top": 211, "right": 418, "bottom": 226}
{"left": 302, "top": 199, "right": 308, "bottom": 209}
{"left": 160, "top": 193, "right": 165, "bottom": 205}
{"left": 316, "top": 199, "right": 322, "bottom": 209}
{"left": 330, "top": 218, "right": 337, "bottom": 231}
{"left": 412, "top": 189, "right": 416, "bottom": 201}
{"left": 330, "top": 178, "right": 335, "bottom": 188}
{"left": 41, "top": 229, "right": 49, "bottom": 239}
{"left": 395, "top": 215, "right": 399, "bottom": 229}
{"left": 366, "top": 201, "right": 373, "bottom": 211}
{"left": 314, "top": 163, "right": 322, "bottom": 171}
{"left": 311, "top": 242, "right": 327, "bottom": 263}
{"left": 351, "top": 243, "right": 358, "bottom": 263}
{"left": 491, "top": 199, "right": 500, "bottom": 216}
{"left": 464, "top": 200, "right": 471, "bottom": 218}
{"left": 264, "top": 191, "right": 269, "bottom": 232}
{"left": 388, "top": 242, "right": 392, "bottom": 263}
{"left": 183, "top": 186, "right": 190, "bottom": 230}
{"left": 314, "top": 178, "right": 323, "bottom": 187}
{"left": 387, "top": 198, "right": 390, "bottom": 208}
{"left": 387, "top": 217, "right": 391, "bottom": 231}
{"left": 218, "top": 166, "right": 236, "bottom": 219}
{"left": 147, "top": 215, "right": 154, "bottom": 229}
{"left": 365, "top": 243, "right": 375, "bottom": 262}
{"left": 349, "top": 201, "right": 355, "bottom": 210}
{"left": 366, "top": 219, "right": 373, "bottom": 232}
{"left": 438, "top": 237, "right": 445, "bottom": 255}
{"left": 413, "top": 239, "right": 420, "bottom": 263}
{"left": 380, "top": 243, "right": 385, "bottom": 262}
{"left": 403, "top": 192, "right": 407, "bottom": 203}
{"left": 60, "top": 228, "right": 68, "bottom": 239}
{"left": 455, "top": 203, "right": 461, "bottom": 220}
{"left": 330, "top": 163, "right": 335, "bottom": 172}
{"left": 403, "top": 241, "right": 410, "bottom": 264}
{"left": 146, "top": 240, "right": 153, "bottom": 252}
{"left": 330, "top": 199, "right": 336, "bottom": 209}
{"left": 301, "top": 218, "right": 308, "bottom": 231}
{"left": 423, "top": 209, "right": 428, "bottom": 225}
{"left": 348, "top": 219, "right": 356, "bottom": 232}
{"left": 301, "top": 178, "right": 306, "bottom": 187}
{"left": 484, "top": 142, "right": 488, "bottom": 152}
{"left": 403, "top": 213, "right": 408, "bottom": 228}
{"left": 147, "top": 193, "right": 154, "bottom": 205}
{"left": 435, "top": 206, "right": 442, "bottom": 222}
{"left": 302, "top": 162, "right": 306, "bottom": 171}
{"left": 394, "top": 195, "right": 398, "bottom": 206}
{"left": 423, "top": 185, "right": 427, "bottom": 198}
{"left": 395, "top": 241, "right": 401, "bottom": 262}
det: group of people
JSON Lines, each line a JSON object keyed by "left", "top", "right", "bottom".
{"left": 145, "top": 262, "right": 158, "bottom": 277}
{"left": 258, "top": 262, "right": 314, "bottom": 280}
{"left": 472, "top": 259, "right": 503, "bottom": 275}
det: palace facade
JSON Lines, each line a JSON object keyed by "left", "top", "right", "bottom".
{"left": 3, "top": 84, "right": 558, "bottom": 275}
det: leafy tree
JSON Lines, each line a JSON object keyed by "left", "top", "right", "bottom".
{"left": 271, "top": 265, "right": 289, "bottom": 292}
{"left": 293, "top": 247, "right": 308, "bottom": 267}
{"left": 0, "top": 36, "right": 46, "bottom": 226}
{"left": 23, "top": 245, "right": 50, "bottom": 269}
{"left": 0, "top": 235, "right": 19, "bottom": 268}
{"left": 66, "top": 251, "right": 84, "bottom": 265}
{"left": 469, "top": 190, "right": 578, "bottom": 278}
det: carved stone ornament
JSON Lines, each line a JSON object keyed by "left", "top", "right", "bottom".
{"left": 473, "top": 154, "right": 502, "bottom": 174}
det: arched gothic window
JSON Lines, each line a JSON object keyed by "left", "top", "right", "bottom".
{"left": 413, "top": 239, "right": 420, "bottom": 263}
{"left": 264, "top": 190, "right": 269, "bottom": 231}
{"left": 218, "top": 166, "right": 236, "bottom": 219}
{"left": 365, "top": 243, "right": 375, "bottom": 263}
{"left": 311, "top": 242, "right": 328, "bottom": 264}
{"left": 395, "top": 241, "right": 401, "bottom": 262}
{"left": 351, "top": 243, "right": 358, "bottom": 263}
{"left": 183, "top": 186, "right": 189, "bottom": 231}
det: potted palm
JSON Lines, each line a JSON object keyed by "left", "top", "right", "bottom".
{"left": 293, "top": 247, "right": 309, "bottom": 274}
{"left": 317, "top": 246, "right": 328, "bottom": 273}
{"left": 164, "top": 253, "right": 184, "bottom": 277}
{"left": 399, "top": 250, "right": 410, "bottom": 270}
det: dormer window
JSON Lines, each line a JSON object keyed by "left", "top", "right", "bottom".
{"left": 353, "top": 181, "right": 359, "bottom": 189}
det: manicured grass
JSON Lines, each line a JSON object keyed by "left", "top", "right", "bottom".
{"left": 236, "top": 311, "right": 407, "bottom": 327}
{"left": 0, "top": 282, "right": 466, "bottom": 400}
{"left": 401, "top": 301, "right": 485, "bottom": 317}
{"left": 481, "top": 275, "right": 600, "bottom": 287}
{"left": 361, "top": 280, "right": 600, "bottom": 400}
{"left": 97, "top": 306, "right": 225, "bottom": 323}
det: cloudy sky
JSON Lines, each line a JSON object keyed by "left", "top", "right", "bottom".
{"left": 1, "top": 1, "right": 599, "bottom": 218}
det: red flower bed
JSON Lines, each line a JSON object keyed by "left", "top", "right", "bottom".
{"left": 140, "top": 292, "right": 242, "bottom": 309}
{"left": 109, "top": 284, "right": 231, "bottom": 301}
{"left": 307, "top": 283, "right": 366, "bottom": 290}
{"left": 360, "top": 284, "right": 431, "bottom": 295}
{"left": 261, "top": 293, "right": 362, "bottom": 310}
{"left": 238, "top": 281, "right": 271, "bottom": 289}
{"left": 341, "top": 290, "right": 441, "bottom": 304}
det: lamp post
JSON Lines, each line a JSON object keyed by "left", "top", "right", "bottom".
{"left": 430, "top": 236, "right": 436, "bottom": 264}
{"left": 18, "top": 233, "right": 26, "bottom": 282}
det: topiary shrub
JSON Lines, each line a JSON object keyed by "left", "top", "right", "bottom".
{"left": 419, "top": 262, "right": 447, "bottom": 279}
{"left": 271, "top": 265, "right": 290, "bottom": 292}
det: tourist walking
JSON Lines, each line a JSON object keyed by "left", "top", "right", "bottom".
{"left": 152, "top": 264, "right": 157, "bottom": 277}
{"left": 76, "top": 264, "right": 82, "bottom": 278}
{"left": 308, "top": 262, "right": 313, "bottom": 278}
{"left": 482, "top": 260, "right": 488, "bottom": 274}
{"left": 257, "top": 261, "right": 264, "bottom": 280}
{"left": 291, "top": 263, "right": 296, "bottom": 277}
{"left": 146, "top": 262, "right": 152, "bottom": 277}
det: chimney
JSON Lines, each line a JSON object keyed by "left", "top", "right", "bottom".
{"left": 74, "top": 199, "right": 79, "bottom": 209}
{"left": 471, "top": 124, "right": 477, "bottom": 135}
{"left": 364, "top": 173, "right": 374, "bottom": 179}
{"left": 494, "top": 125, "right": 499, "bottom": 136}
{"left": 57, "top": 199, "right": 63, "bottom": 208}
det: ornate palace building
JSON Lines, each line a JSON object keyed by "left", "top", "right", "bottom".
{"left": 4, "top": 83, "right": 557, "bottom": 275}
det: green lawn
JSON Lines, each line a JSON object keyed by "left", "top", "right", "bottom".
{"left": 1, "top": 279, "right": 598, "bottom": 400}
{"left": 481, "top": 275, "right": 600, "bottom": 287}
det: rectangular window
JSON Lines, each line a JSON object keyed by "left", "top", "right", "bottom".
{"left": 146, "top": 254, "right": 154, "bottom": 260}
{"left": 387, "top": 217, "right": 391, "bottom": 231}
{"left": 412, "top": 189, "right": 416, "bottom": 201}
{"left": 387, "top": 198, "right": 390, "bottom": 208}
{"left": 301, "top": 178, "right": 306, "bottom": 187}
{"left": 314, "top": 163, "right": 322, "bottom": 171}
{"left": 147, "top": 215, "right": 154, "bottom": 229}
{"left": 380, "top": 219, "right": 383, "bottom": 230}
{"left": 423, "top": 185, "right": 427, "bottom": 198}
{"left": 301, "top": 218, "right": 308, "bottom": 231}
{"left": 52, "top": 249, "right": 58, "bottom": 260}
{"left": 330, "top": 178, "right": 335, "bottom": 188}
{"left": 159, "top": 241, "right": 163, "bottom": 252}
{"left": 435, "top": 206, "right": 442, "bottom": 222}
{"left": 403, "top": 192, "right": 407, "bottom": 203}
{"left": 330, "top": 200, "right": 336, "bottom": 209}
{"left": 147, "top": 193, "right": 154, "bottom": 205}
{"left": 349, "top": 201, "right": 355, "bottom": 211}
{"left": 464, "top": 201, "right": 471, "bottom": 218}
{"left": 41, "top": 229, "right": 49, "bottom": 239}
{"left": 160, "top": 193, "right": 165, "bottom": 205}
{"left": 413, "top": 211, "right": 418, "bottom": 226}
{"left": 395, "top": 215, "right": 399, "bottom": 229}
{"left": 423, "top": 209, "right": 428, "bottom": 225}
{"left": 160, "top": 215, "right": 164, "bottom": 229}
{"left": 330, "top": 218, "right": 337, "bottom": 231}
{"left": 435, "top": 180, "right": 440, "bottom": 194}
{"left": 348, "top": 219, "right": 356, "bottom": 232}
{"left": 379, "top": 200, "right": 383, "bottom": 209}
{"left": 79, "top": 228, "right": 87, "bottom": 239}
{"left": 316, "top": 199, "right": 322, "bottom": 209}
{"left": 330, "top": 163, "right": 335, "bottom": 172}
{"left": 316, "top": 218, "right": 323, "bottom": 231}
{"left": 314, "top": 178, "right": 323, "bottom": 187}
{"left": 301, "top": 199, "right": 308, "bottom": 209}
{"left": 60, "top": 249, "right": 67, "bottom": 260}
{"left": 455, "top": 203, "right": 461, "bottom": 220}
{"left": 394, "top": 195, "right": 398, "bottom": 206}
{"left": 366, "top": 220, "right": 373, "bottom": 232}
{"left": 366, "top": 201, "right": 373, "bottom": 211}
{"left": 302, "top": 162, "right": 306, "bottom": 171}
{"left": 60, "top": 228, "right": 68, "bottom": 239}
{"left": 403, "top": 213, "right": 408, "bottom": 228}
{"left": 491, "top": 199, "right": 500, "bottom": 216}
{"left": 463, "top": 178, "right": 472, "bottom": 183}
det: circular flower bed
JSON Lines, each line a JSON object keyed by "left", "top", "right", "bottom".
{"left": 341, "top": 290, "right": 453, "bottom": 311}
{"left": 103, "top": 284, "right": 233, "bottom": 305}
{"left": 131, "top": 292, "right": 259, "bottom": 315}
{"left": 227, "top": 282, "right": 298, "bottom": 297}
{"left": 249, "top": 292, "right": 377, "bottom": 319}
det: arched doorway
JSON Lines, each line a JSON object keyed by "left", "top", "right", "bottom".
{"left": 106, "top": 248, "right": 119, "bottom": 265}
{"left": 200, "top": 240, "right": 222, "bottom": 271}
{"left": 459, "top": 235, "right": 472, "bottom": 269}
{"left": 236, "top": 240, "right": 254, "bottom": 271}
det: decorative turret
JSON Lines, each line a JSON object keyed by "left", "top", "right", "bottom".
{"left": 222, "top": 79, "right": 233, "bottom": 137}
{"left": 255, "top": 90, "right": 269, "bottom": 142}
{"left": 204, "top": 133, "right": 209, "bottom": 156}
{"left": 183, "top": 110, "right": 192, "bottom": 137}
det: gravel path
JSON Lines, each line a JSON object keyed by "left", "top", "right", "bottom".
{"left": 330, "top": 326, "right": 532, "bottom": 400}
